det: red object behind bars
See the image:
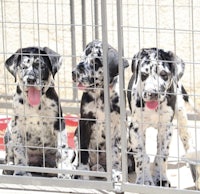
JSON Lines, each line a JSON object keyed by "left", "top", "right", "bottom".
{"left": 0, "top": 115, "right": 78, "bottom": 150}
{"left": 0, "top": 117, "right": 11, "bottom": 150}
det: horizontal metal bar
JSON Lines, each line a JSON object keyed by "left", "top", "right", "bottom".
{"left": 1, "top": 102, "right": 199, "bottom": 121}
{"left": 0, "top": 165, "right": 108, "bottom": 178}
{"left": 122, "top": 182, "right": 199, "bottom": 194}
{"left": 0, "top": 103, "right": 12, "bottom": 109}
{"left": 0, "top": 176, "right": 113, "bottom": 191}
{"left": 0, "top": 102, "right": 80, "bottom": 114}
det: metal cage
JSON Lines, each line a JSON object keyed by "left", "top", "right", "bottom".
{"left": 0, "top": 0, "right": 200, "bottom": 193}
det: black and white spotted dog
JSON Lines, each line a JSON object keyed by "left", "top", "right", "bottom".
{"left": 127, "top": 48, "right": 193, "bottom": 186}
{"left": 72, "top": 40, "right": 130, "bottom": 181}
{"left": 3, "top": 47, "right": 75, "bottom": 177}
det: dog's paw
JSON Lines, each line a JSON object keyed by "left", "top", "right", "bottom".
{"left": 91, "top": 164, "right": 105, "bottom": 172}
{"left": 76, "top": 164, "right": 90, "bottom": 180}
{"left": 58, "top": 173, "right": 72, "bottom": 179}
{"left": 153, "top": 173, "right": 171, "bottom": 187}
{"left": 154, "top": 179, "right": 171, "bottom": 187}
{"left": 59, "top": 147, "right": 76, "bottom": 164}
{"left": 57, "top": 149, "right": 77, "bottom": 179}
{"left": 136, "top": 175, "right": 154, "bottom": 186}
{"left": 2, "top": 170, "right": 14, "bottom": 175}
{"left": 14, "top": 171, "right": 32, "bottom": 176}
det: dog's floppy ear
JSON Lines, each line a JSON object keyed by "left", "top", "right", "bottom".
{"left": 131, "top": 52, "right": 140, "bottom": 73}
{"left": 131, "top": 51, "right": 142, "bottom": 86}
{"left": 107, "top": 46, "right": 129, "bottom": 78}
{"left": 5, "top": 48, "right": 23, "bottom": 81}
{"left": 159, "top": 49, "right": 185, "bottom": 81}
{"left": 167, "top": 51, "right": 185, "bottom": 81}
{"left": 43, "top": 47, "right": 62, "bottom": 78}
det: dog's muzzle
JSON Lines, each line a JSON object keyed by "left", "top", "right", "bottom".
{"left": 143, "top": 90, "right": 159, "bottom": 110}
{"left": 27, "top": 77, "right": 36, "bottom": 85}
{"left": 143, "top": 90, "right": 158, "bottom": 101}
{"left": 24, "top": 75, "right": 42, "bottom": 107}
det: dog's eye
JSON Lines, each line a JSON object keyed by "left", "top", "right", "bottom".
{"left": 160, "top": 71, "right": 168, "bottom": 81}
{"left": 141, "top": 72, "right": 148, "bottom": 81}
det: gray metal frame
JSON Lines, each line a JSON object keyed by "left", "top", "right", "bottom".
{"left": 0, "top": 0, "right": 199, "bottom": 193}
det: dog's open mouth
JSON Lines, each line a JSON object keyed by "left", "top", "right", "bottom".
{"left": 77, "top": 82, "right": 95, "bottom": 90}
{"left": 77, "top": 83, "right": 87, "bottom": 90}
{"left": 27, "top": 86, "right": 41, "bottom": 106}
{"left": 145, "top": 101, "right": 159, "bottom": 110}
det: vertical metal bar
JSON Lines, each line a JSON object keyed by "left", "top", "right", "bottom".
{"left": 82, "top": 0, "right": 86, "bottom": 49}
{"left": 101, "top": 0, "right": 112, "bottom": 182}
{"left": 54, "top": 0, "right": 58, "bottom": 52}
{"left": 190, "top": 0, "right": 198, "bottom": 189}
{"left": 116, "top": 0, "right": 127, "bottom": 183}
{"left": 1, "top": 0, "right": 9, "bottom": 117}
{"left": 94, "top": 0, "right": 99, "bottom": 39}
{"left": 172, "top": 0, "right": 181, "bottom": 188}
{"left": 18, "top": 0, "right": 22, "bottom": 48}
{"left": 137, "top": 0, "right": 141, "bottom": 50}
{"left": 70, "top": 0, "right": 77, "bottom": 100}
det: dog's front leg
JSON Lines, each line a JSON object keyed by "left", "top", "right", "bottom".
{"left": 176, "top": 97, "right": 195, "bottom": 153}
{"left": 11, "top": 126, "right": 31, "bottom": 176}
{"left": 129, "top": 122, "right": 154, "bottom": 185}
{"left": 152, "top": 123, "right": 173, "bottom": 187}
{"left": 57, "top": 129, "right": 76, "bottom": 179}
{"left": 111, "top": 141, "right": 122, "bottom": 182}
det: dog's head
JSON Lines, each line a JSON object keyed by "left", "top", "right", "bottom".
{"left": 72, "top": 40, "right": 129, "bottom": 90}
{"left": 5, "top": 46, "right": 62, "bottom": 106}
{"left": 131, "top": 48, "right": 185, "bottom": 110}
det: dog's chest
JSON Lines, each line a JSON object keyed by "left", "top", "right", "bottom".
{"left": 83, "top": 91, "right": 121, "bottom": 145}
{"left": 12, "top": 94, "right": 58, "bottom": 147}
{"left": 133, "top": 100, "right": 174, "bottom": 129}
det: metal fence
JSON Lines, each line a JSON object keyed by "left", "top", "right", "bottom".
{"left": 0, "top": 0, "right": 200, "bottom": 193}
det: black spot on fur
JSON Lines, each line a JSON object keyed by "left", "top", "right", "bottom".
{"left": 99, "top": 142, "right": 105, "bottom": 148}
{"left": 134, "top": 128, "right": 138, "bottom": 133}
{"left": 94, "top": 58, "right": 103, "bottom": 71}
{"left": 136, "top": 97, "right": 145, "bottom": 108}
{"left": 101, "top": 132, "right": 106, "bottom": 139}
{"left": 166, "top": 84, "right": 176, "bottom": 112}
{"left": 181, "top": 85, "right": 189, "bottom": 102}
{"left": 54, "top": 114, "right": 65, "bottom": 131}
{"left": 26, "top": 132, "right": 32, "bottom": 141}
{"left": 18, "top": 98, "right": 24, "bottom": 104}
{"left": 136, "top": 161, "right": 142, "bottom": 168}
{"left": 16, "top": 85, "right": 22, "bottom": 94}
{"left": 14, "top": 116, "right": 18, "bottom": 126}
{"left": 46, "top": 87, "right": 59, "bottom": 103}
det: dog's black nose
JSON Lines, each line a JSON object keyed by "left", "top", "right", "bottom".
{"left": 144, "top": 91, "right": 158, "bottom": 100}
{"left": 27, "top": 77, "right": 36, "bottom": 85}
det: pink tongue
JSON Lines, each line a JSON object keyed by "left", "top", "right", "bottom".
{"left": 28, "top": 87, "right": 41, "bottom": 106}
{"left": 77, "top": 83, "right": 86, "bottom": 90}
{"left": 146, "top": 101, "right": 159, "bottom": 110}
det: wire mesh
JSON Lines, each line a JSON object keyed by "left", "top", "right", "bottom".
{"left": 0, "top": 0, "right": 200, "bottom": 193}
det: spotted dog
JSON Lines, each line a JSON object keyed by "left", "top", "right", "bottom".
{"left": 72, "top": 40, "right": 130, "bottom": 181}
{"left": 3, "top": 47, "right": 75, "bottom": 177}
{"left": 127, "top": 48, "right": 193, "bottom": 186}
